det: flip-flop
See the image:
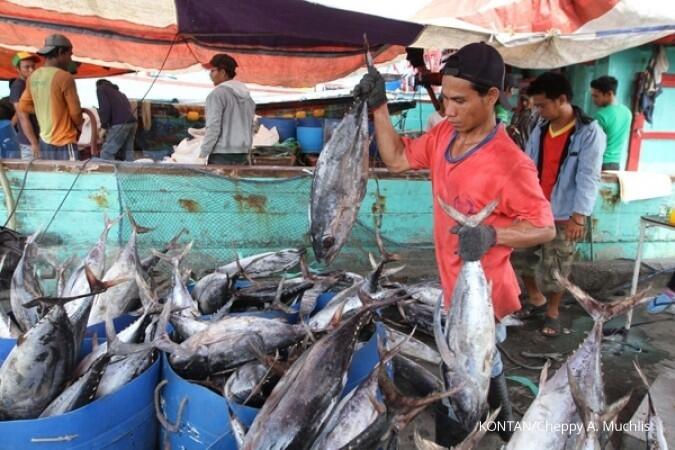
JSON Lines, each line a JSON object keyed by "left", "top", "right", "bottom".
{"left": 540, "top": 316, "right": 561, "bottom": 337}
{"left": 647, "top": 292, "right": 675, "bottom": 314}
{"left": 514, "top": 302, "right": 548, "bottom": 320}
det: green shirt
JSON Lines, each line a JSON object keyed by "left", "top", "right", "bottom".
{"left": 594, "top": 103, "right": 632, "bottom": 166}
{"left": 495, "top": 104, "right": 512, "bottom": 124}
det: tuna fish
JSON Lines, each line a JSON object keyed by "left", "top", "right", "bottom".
{"left": 240, "top": 294, "right": 397, "bottom": 450}
{"left": 414, "top": 409, "right": 500, "bottom": 450}
{"left": 152, "top": 242, "right": 199, "bottom": 317}
{"left": 634, "top": 361, "right": 669, "bottom": 450}
{"left": 10, "top": 230, "right": 43, "bottom": 332}
{"left": 193, "top": 249, "right": 304, "bottom": 315}
{"left": 224, "top": 360, "right": 279, "bottom": 407}
{"left": 64, "top": 214, "right": 119, "bottom": 345}
{"left": 215, "top": 249, "right": 304, "bottom": 278}
{"left": 191, "top": 271, "right": 232, "bottom": 315}
{"left": 40, "top": 353, "right": 112, "bottom": 418}
{"left": 158, "top": 315, "right": 305, "bottom": 378}
{"left": 567, "top": 363, "right": 631, "bottom": 450}
{"left": 433, "top": 199, "right": 498, "bottom": 431}
{"left": 309, "top": 100, "right": 369, "bottom": 264}
{"left": 506, "top": 275, "right": 650, "bottom": 450}
{"left": 88, "top": 215, "right": 148, "bottom": 325}
{"left": 0, "top": 302, "right": 76, "bottom": 419}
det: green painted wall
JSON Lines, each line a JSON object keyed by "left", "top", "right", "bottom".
{"left": 0, "top": 169, "right": 671, "bottom": 271}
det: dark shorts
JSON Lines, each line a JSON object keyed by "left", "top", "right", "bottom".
{"left": 602, "top": 162, "right": 620, "bottom": 171}
{"left": 39, "top": 140, "right": 78, "bottom": 161}
{"left": 208, "top": 153, "right": 249, "bottom": 165}
{"left": 511, "top": 224, "right": 577, "bottom": 294}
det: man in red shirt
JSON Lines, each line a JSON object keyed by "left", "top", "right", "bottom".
{"left": 354, "top": 43, "right": 555, "bottom": 444}
{"left": 515, "top": 72, "right": 604, "bottom": 337}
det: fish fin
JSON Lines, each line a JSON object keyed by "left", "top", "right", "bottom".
{"left": 453, "top": 408, "right": 501, "bottom": 450}
{"left": 413, "top": 429, "right": 446, "bottom": 450}
{"left": 599, "top": 391, "right": 632, "bottom": 425}
{"left": 103, "top": 212, "right": 123, "bottom": 234}
{"left": 227, "top": 403, "right": 247, "bottom": 448}
{"left": 553, "top": 271, "right": 650, "bottom": 323}
{"left": 166, "top": 227, "right": 188, "bottom": 250}
{"left": 368, "top": 252, "right": 378, "bottom": 270}
{"left": 499, "top": 314, "right": 524, "bottom": 328}
{"left": 633, "top": 360, "right": 656, "bottom": 415}
{"left": 374, "top": 226, "right": 400, "bottom": 263}
{"left": 84, "top": 264, "right": 127, "bottom": 293}
{"left": 436, "top": 197, "right": 499, "bottom": 228}
{"left": 23, "top": 266, "right": 121, "bottom": 308}
{"left": 299, "top": 252, "right": 314, "bottom": 280}
{"left": 367, "top": 393, "right": 387, "bottom": 415}
{"left": 382, "top": 265, "right": 406, "bottom": 278}
{"left": 566, "top": 364, "right": 592, "bottom": 428}
{"left": 269, "top": 276, "right": 293, "bottom": 315}
{"left": 134, "top": 270, "right": 159, "bottom": 312}
{"left": 537, "top": 360, "right": 550, "bottom": 395}
{"left": 126, "top": 209, "right": 153, "bottom": 234}
{"left": 378, "top": 325, "right": 416, "bottom": 366}
{"left": 433, "top": 292, "right": 454, "bottom": 368}
{"left": 151, "top": 241, "right": 193, "bottom": 268}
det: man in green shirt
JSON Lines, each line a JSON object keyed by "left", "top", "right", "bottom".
{"left": 590, "top": 76, "right": 632, "bottom": 171}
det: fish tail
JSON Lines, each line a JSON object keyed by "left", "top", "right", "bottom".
{"left": 126, "top": 209, "right": 152, "bottom": 234}
{"left": 553, "top": 271, "right": 649, "bottom": 323}
{"left": 151, "top": 241, "right": 193, "bottom": 269}
{"left": 436, "top": 197, "right": 498, "bottom": 227}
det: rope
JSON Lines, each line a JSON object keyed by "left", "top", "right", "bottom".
{"left": 38, "top": 159, "right": 91, "bottom": 241}
{"left": 2, "top": 159, "right": 32, "bottom": 228}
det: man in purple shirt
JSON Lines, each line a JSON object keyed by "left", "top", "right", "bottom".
{"left": 96, "top": 79, "right": 137, "bottom": 161}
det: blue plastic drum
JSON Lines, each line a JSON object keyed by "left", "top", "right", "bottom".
{"left": 0, "top": 351, "right": 160, "bottom": 449}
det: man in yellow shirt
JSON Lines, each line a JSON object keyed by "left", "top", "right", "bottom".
{"left": 17, "top": 34, "right": 83, "bottom": 160}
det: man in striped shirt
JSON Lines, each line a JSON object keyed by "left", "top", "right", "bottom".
{"left": 17, "top": 34, "right": 83, "bottom": 161}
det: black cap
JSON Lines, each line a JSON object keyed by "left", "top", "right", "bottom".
{"left": 37, "top": 34, "right": 73, "bottom": 55}
{"left": 442, "top": 42, "right": 505, "bottom": 90}
{"left": 204, "top": 53, "right": 238, "bottom": 73}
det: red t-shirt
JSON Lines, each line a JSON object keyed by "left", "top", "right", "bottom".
{"left": 403, "top": 121, "right": 554, "bottom": 319}
{"left": 539, "top": 122, "right": 575, "bottom": 200}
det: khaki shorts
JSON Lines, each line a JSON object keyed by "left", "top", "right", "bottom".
{"left": 511, "top": 224, "right": 577, "bottom": 294}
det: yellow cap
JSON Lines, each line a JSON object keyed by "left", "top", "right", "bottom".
{"left": 12, "top": 51, "right": 39, "bottom": 68}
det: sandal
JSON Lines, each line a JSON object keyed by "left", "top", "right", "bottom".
{"left": 540, "top": 316, "right": 561, "bottom": 337}
{"left": 514, "top": 302, "right": 548, "bottom": 320}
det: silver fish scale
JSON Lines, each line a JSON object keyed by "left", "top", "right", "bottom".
{"left": 438, "top": 261, "right": 495, "bottom": 430}
{"left": 215, "top": 249, "right": 303, "bottom": 278}
{"left": 10, "top": 234, "right": 42, "bottom": 332}
{"left": 506, "top": 324, "right": 606, "bottom": 450}
{"left": 310, "top": 369, "right": 381, "bottom": 450}
{"left": 310, "top": 102, "right": 369, "bottom": 264}
{"left": 0, "top": 305, "right": 76, "bottom": 420}
{"left": 88, "top": 230, "right": 142, "bottom": 326}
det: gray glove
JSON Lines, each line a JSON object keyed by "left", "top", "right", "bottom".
{"left": 452, "top": 225, "right": 497, "bottom": 262}
{"left": 352, "top": 66, "right": 387, "bottom": 109}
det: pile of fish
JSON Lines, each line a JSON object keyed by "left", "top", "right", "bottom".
{"left": 0, "top": 208, "right": 668, "bottom": 450}
{"left": 0, "top": 214, "right": 176, "bottom": 421}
